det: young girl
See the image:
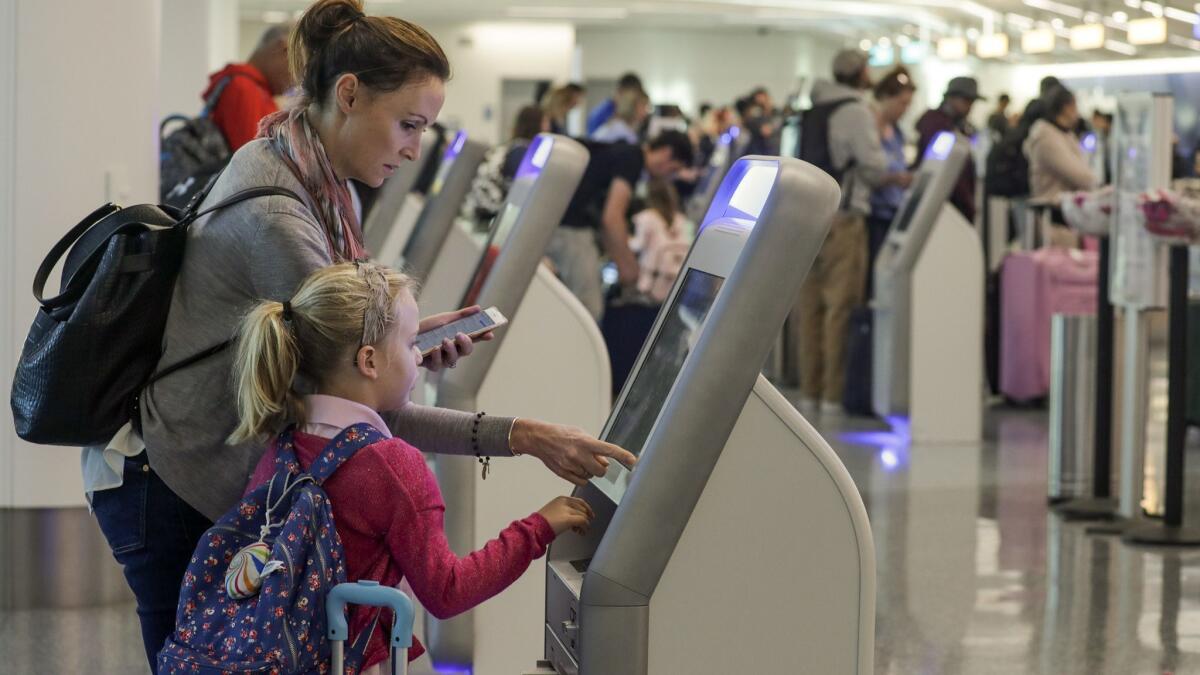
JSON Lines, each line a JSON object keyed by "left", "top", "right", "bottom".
{"left": 630, "top": 177, "right": 693, "bottom": 303}
{"left": 231, "top": 262, "right": 594, "bottom": 672}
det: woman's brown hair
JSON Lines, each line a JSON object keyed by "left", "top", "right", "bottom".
{"left": 512, "top": 105, "right": 545, "bottom": 141}
{"left": 645, "top": 177, "right": 681, "bottom": 231}
{"left": 873, "top": 66, "right": 917, "bottom": 101}
{"left": 290, "top": 0, "right": 451, "bottom": 106}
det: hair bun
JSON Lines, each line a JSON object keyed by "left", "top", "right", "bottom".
{"left": 290, "top": 0, "right": 366, "bottom": 85}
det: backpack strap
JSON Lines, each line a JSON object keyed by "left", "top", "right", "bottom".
{"left": 200, "top": 74, "right": 239, "bottom": 118}
{"left": 309, "top": 423, "right": 388, "bottom": 485}
{"left": 274, "top": 427, "right": 304, "bottom": 476}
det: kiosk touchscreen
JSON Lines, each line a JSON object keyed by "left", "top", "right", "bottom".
{"left": 534, "top": 157, "right": 875, "bottom": 675}
{"left": 374, "top": 130, "right": 485, "bottom": 276}
{"left": 872, "top": 131, "right": 983, "bottom": 442}
{"left": 362, "top": 131, "right": 437, "bottom": 256}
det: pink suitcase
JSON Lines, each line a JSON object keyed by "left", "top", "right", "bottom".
{"left": 999, "top": 248, "right": 1099, "bottom": 402}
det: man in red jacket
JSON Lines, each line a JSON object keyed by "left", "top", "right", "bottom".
{"left": 204, "top": 24, "right": 294, "bottom": 152}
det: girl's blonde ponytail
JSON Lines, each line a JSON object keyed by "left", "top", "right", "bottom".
{"left": 228, "top": 301, "right": 303, "bottom": 444}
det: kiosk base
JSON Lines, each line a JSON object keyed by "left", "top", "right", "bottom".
{"left": 1123, "top": 523, "right": 1200, "bottom": 546}
{"left": 876, "top": 204, "right": 984, "bottom": 443}
{"left": 426, "top": 265, "right": 610, "bottom": 675}
{"left": 1055, "top": 496, "right": 1119, "bottom": 521}
{"left": 373, "top": 193, "right": 425, "bottom": 267}
{"left": 418, "top": 219, "right": 485, "bottom": 315}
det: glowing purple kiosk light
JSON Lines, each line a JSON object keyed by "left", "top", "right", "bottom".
{"left": 926, "top": 131, "right": 956, "bottom": 162}
{"left": 699, "top": 158, "right": 779, "bottom": 230}
{"left": 514, "top": 135, "right": 554, "bottom": 181}
{"left": 442, "top": 129, "right": 468, "bottom": 163}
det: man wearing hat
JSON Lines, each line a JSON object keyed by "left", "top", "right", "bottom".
{"left": 795, "top": 49, "right": 910, "bottom": 414}
{"left": 915, "top": 76, "right": 985, "bottom": 222}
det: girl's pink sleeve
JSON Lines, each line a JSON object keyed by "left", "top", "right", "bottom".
{"left": 369, "top": 440, "right": 556, "bottom": 620}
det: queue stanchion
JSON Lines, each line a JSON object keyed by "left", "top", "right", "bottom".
{"left": 1123, "top": 190, "right": 1200, "bottom": 547}
{"left": 1055, "top": 190, "right": 1119, "bottom": 521}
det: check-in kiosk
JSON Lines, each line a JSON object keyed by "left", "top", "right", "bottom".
{"left": 423, "top": 134, "right": 612, "bottom": 674}
{"left": 374, "top": 130, "right": 486, "bottom": 275}
{"left": 533, "top": 157, "right": 874, "bottom": 675}
{"left": 684, "top": 126, "right": 744, "bottom": 223}
{"left": 872, "top": 131, "right": 984, "bottom": 443}
{"left": 362, "top": 131, "right": 437, "bottom": 256}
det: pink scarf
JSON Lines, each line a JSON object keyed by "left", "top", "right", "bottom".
{"left": 257, "top": 108, "right": 367, "bottom": 262}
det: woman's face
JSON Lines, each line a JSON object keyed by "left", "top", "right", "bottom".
{"left": 881, "top": 90, "right": 914, "bottom": 123}
{"left": 333, "top": 77, "right": 446, "bottom": 188}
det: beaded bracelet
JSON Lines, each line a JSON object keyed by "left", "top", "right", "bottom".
{"left": 472, "top": 411, "right": 490, "bottom": 480}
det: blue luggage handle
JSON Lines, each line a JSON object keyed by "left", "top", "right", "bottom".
{"left": 327, "top": 580, "right": 414, "bottom": 674}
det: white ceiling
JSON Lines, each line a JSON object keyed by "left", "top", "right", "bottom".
{"left": 239, "top": 0, "right": 1200, "bottom": 60}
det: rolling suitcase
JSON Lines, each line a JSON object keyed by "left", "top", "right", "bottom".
{"left": 999, "top": 248, "right": 1099, "bottom": 403}
{"left": 842, "top": 306, "right": 874, "bottom": 416}
{"left": 328, "top": 580, "right": 416, "bottom": 675}
{"left": 601, "top": 289, "right": 661, "bottom": 398}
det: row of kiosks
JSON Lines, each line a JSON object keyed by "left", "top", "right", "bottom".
{"left": 531, "top": 157, "right": 875, "bottom": 675}
{"left": 420, "top": 134, "right": 613, "bottom": 675}
{"left": 871, "top": 131, "right": 984, "bottom": 443}
{"left": 380, "top": 130, "right": 487, "bottom": 276}
{"left": 362, "top": 131, "right": 438, "bottom": 257}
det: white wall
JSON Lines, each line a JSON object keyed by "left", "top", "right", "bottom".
{"left": 161, "top": 0, "right": 241, "bottom": 119}
{"left": 576, "top": 26, "right": 842, "bottom": 115}
{"left": 422, "top": 21, "right": 576, "bottom": 144}
{"left": 236, "top": 19, "right": 575, "bottom": 145}
{"left": 1, "top": 0, "right": 161, "bottom": 508}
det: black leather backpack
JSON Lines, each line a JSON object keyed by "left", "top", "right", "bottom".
{"left": 10, "top": 179, "right": 299, "bottom": 445}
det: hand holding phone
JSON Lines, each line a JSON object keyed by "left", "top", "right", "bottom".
{"left": 417, "top": 307, "right": 508, "bottom": 357}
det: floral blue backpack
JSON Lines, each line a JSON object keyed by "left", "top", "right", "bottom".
{"left": 158, "top": 424, "right": 386, "bottom": 674}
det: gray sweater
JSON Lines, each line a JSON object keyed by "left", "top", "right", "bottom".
{"left": 810, "top": 80, "right": 890, "bottom": 216}
{"left": 141, "top": 139, "right": 514, "bottom": 521}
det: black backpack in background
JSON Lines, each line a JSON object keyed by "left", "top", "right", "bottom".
{"left": 159, "top": 76, "right": 239, "bottom": 210}
{"left": 797, "top": 98, "right": 857, "bottom": 183}
{"left": 986, "top": 124, "right": 1032, "bottom": 198}
{"left": 10, "top": 179, "right": 300, "bottom": 446}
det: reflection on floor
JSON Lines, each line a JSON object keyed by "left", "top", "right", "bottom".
{"left": 2, "top": 403, "right": 1199, "bottom": 674}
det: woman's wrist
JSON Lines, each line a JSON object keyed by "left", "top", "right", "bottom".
{"left": 509, "top": 418, "right": 544, "bottom": 460}
{"left": 508, "top": 418, "right": 522, "bottom": 457}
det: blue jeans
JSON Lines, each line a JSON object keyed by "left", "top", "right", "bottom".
{"left": 91, "top": 452, "right": 212, "bottom": 672}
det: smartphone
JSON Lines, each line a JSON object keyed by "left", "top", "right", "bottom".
{"left": 417, "top": 307, "right": 508, "bottom": 357}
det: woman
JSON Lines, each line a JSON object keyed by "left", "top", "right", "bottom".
{"left": 88, "top": 2, "right": 633, "bottom": 668}
{"left": 541, "top": 82, "right": 584, "bottom": 135}
{"left": 867, "top": 67, "right": 916, "bottom": 293}
{"left": 1024, "top": 86, "right": 1099, "bottom": 213}
{"left": 461, "top": 104, "right": 548, "bottom": 225}
{"left": 592, "top": 88, "right": 650, "bottom": 144}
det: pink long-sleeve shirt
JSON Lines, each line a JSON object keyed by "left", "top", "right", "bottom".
{"left": 246, "top": 396, "right": 555, "bottom": 670}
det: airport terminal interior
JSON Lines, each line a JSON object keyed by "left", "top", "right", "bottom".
{"left": 5, "top": 0, "right": 1200, "bottom": 673}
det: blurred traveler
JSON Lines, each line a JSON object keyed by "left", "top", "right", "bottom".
{"left": 915, "top": 76, "right": 984, "bottom": 222}
{"left": 205, "top": 23, "right": 295, "bottom": 152}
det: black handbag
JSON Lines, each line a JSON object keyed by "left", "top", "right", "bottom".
{"left": 10, "top": 184, "right": 300, "bottom": 446}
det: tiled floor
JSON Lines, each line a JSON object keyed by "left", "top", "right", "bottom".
{"left": 3, "top": 403, "right": 1199, "bottom": 674}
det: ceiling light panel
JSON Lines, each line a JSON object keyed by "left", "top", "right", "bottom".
{"left": 977, "top": 32, "right": 1009, "bottom": 58}
{"left": 1071, "top": 22, "right": 1106, "bottom": 50}
{"left": 1128, "top": 16, "right": 1168, "bottom": 44}
{"left": 1022, "top": 27, "right": 1057, "bottom": 53}
{"left": 937, "top": 36, "right": 968, "bottom": 59}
